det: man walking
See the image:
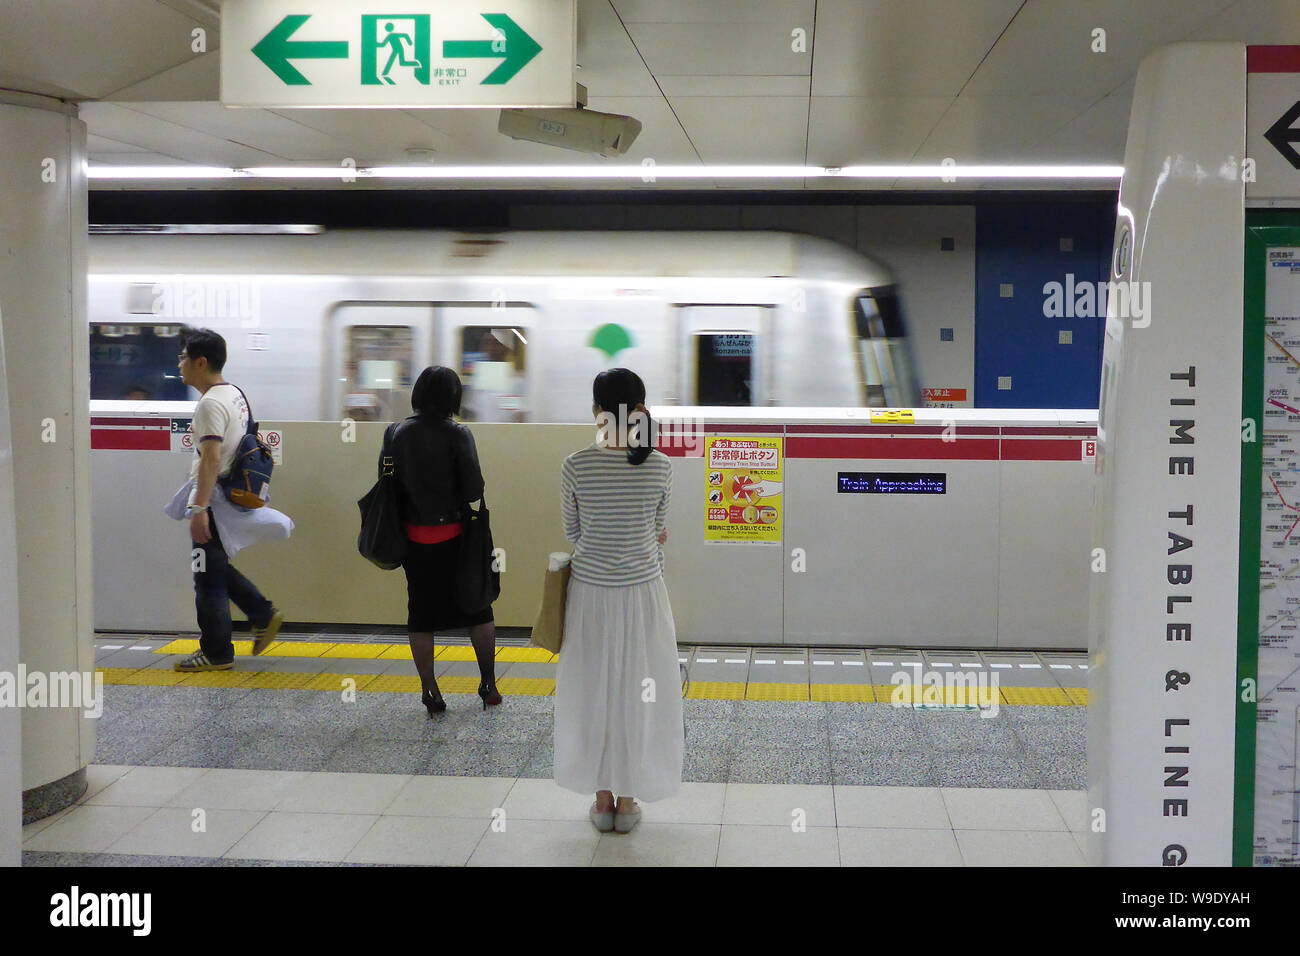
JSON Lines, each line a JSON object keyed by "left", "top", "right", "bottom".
{"left": 172, "top": 329, "right": 283, "bottom": 672}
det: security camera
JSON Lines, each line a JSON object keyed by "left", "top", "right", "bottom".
{"left": 497, "top": 106, "right": 642, "bottom": 157}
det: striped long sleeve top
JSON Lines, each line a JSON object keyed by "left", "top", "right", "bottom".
{"left": 561, "top": 444, "right": 671, "bottom": 587}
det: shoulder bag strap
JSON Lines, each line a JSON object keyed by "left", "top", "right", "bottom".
{"left": 225, "top": 382, "right": 256, "bottom": 436}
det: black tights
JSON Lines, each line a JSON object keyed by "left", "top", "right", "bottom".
{"left": 409, "top": 620, "right": 497, "bottom": 697}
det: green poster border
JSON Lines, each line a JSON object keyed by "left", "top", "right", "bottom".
{"left": 1236, "top": 214, "right": 1300, "bottom": 865}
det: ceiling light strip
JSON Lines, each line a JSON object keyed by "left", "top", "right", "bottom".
{"left": 86, "top": 164, "right": 1124, "bottom": 181}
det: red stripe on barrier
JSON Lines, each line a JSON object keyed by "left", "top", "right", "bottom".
{"left": 790, "top": 424, "right": 1003, "bottom": 436}
{"left": 1000, "top": 439, "right": 1084, "bottom": 461}
{"left": 1001, "top": 426, "right": 1097, "bottom": 436}
{"left": 1247, "top": 45, "right": 1300, "bottom": 72}
{"left": 786, "top": 436, "right": 1000, "bottom": 460}
{"left": 92, "top": 430, "right": 170, "bottom": 451}
{"left": 91, "top": 417, "right": 171, "bottom": 428}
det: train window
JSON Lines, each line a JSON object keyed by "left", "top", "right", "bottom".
{"left": 853, "top": 288, "right": 919, "bottom": 407}
{"left": 458, "top": 325, "right": 529, "bottom": 422}
{"left": 341, "top": 325, "right": 413, "bottom": 422}
{"left": 89, "top": 323, "right": 188, "bottom": 400}
{"left": 695, "top": 333, "right": 754, "bottom": 405}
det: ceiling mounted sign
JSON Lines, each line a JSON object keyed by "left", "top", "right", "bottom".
{"left": 220, "top": 0, "right": 575, "bottom": 108}
{"left": 1247, "top": 45, "right": 1300, "bottom": 202}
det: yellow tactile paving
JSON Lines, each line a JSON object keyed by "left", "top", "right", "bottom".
{"left": 242, "top": 671, "right": 321, "bottom": 690}
{"left": 156, "top": 639, "right": 199, "bottom": 655}
{"left": 114, "top": 669, "right": 189, "bottom": 686}
{"left": 302, "top": 672, "right": 379, "bottom": 692}
{"left": 1001, "top": 686, "right": 1072, "bottom": 706}
{"left": 321, "top": 644, "right": 387, "bottom": 660}
{"left": 497, "top": 647, "right": 557, "bottom": 663}
{"left": 363, "top": 674, "right": 423, "bottom": 693}
{"left": 745, "top": 682, "right": 810, "bottom": 701}
{"left": 98, "top": 656, "right": 1088, "bottom": 706}
{"left": 496, "top": 677, "right": 555, "bottom": 696}
{"left": 685, "top": 681, "right": 745, "bottom": 700}
{"left": 176, "top": 671, "right": 254, "bottom": 688}
{"left": 258, "top": 642, "right": 334, "bottom": 658}
{"left": 811, "top": 683, "right": 875, "bottom": 703}
{"left": 435, "top": 675, "right": 480, "bottom": 694}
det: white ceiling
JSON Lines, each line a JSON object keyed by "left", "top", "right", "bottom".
{"left": 2, "top": 0, "right": 1298, "bottom": 189}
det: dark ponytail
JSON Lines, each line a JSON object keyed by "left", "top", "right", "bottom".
{"left": 593, "top": 368, "right": 654, "bottom": 465}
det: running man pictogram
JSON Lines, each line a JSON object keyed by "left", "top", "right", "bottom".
{"left": 380, "top": 22, "right": 421, "bottom": 84}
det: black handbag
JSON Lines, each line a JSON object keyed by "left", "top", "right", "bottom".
{"left": 455, "top": 493, "right": 501, "bottom": 613}
{"left": 357, "top": 424, "right": 407, "bottom": 571}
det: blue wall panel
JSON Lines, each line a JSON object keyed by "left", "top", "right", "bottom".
{"left": 975, "top": 203, "right": 1111, "bottom": 408}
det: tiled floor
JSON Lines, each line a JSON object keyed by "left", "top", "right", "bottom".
{"left": 27, "top": 637, "right": 1089, "bottom": 866}
{"left": 23, "top": 765, "right": 1089, "bottom": 866}
{"left": 88, "top": 684, "right": 1085, "bottom": 789}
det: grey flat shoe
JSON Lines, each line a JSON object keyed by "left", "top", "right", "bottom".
{"left": 589, "top": 804, "right": 615, "bottom": 832}
{"left": 613, "top": 804, "right": 641, "bottom": 834}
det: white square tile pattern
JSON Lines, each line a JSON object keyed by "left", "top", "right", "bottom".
{"left": 26, "top": 765, "right": 1101, "bottom": 866}
{"left": 941, "top": 787, "right": 1067, "bottom": 831}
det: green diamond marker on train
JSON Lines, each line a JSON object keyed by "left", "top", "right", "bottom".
{"left": 588, "top": 323, "right": 634, "bottom": 359}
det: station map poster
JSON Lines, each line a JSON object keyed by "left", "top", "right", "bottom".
{"left": 704, "top": 436, "right": 782, "bottom": 543}
{"left": 1247, "top": 224, "right": 1300, "bottom": 866}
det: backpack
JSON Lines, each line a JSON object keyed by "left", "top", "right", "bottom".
{"left": 217, "top": 384, "right": 274, "bottom": 509}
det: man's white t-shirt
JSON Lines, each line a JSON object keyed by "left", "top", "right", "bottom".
{"left": 187, "top": 383, "right": 250, "bottom": 506}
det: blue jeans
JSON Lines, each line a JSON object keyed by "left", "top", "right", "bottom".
{"left": 193, "top": 510, "right": 273, "bottom": 663}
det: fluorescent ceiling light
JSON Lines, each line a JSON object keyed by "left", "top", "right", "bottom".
{"left": 87, "top": 163, "right": 1123, "bottom": 182}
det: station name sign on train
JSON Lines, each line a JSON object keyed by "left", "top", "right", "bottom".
{"left": 220, "top": 0, "right": 576, "bottom": 108}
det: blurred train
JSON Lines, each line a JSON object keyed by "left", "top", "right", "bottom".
{"left": 86, "top": 229, "right": 920, "bottom": 422}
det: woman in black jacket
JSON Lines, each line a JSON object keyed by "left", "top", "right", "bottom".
{"left": 384, "top": 366, "right": 501, "bottom": 714}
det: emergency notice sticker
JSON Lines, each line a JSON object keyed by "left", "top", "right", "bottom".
{"left": 704, "top": 436, "right": 783, "bottom": 543}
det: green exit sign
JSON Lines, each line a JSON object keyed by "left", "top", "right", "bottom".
{"left": 222, "top": 0, "right": 575, "bottom": 108}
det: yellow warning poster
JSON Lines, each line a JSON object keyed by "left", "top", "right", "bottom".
{"left": 704, "top": 436, "right": 783, "bottom": 543}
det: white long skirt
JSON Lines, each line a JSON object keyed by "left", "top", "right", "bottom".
{"left": 553, "top": 575, "right": 684, "bottom": 802}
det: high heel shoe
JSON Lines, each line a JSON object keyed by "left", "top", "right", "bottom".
{"left": 477, "top": 681, "right": 502, "bottom": 710}
{"left": 422, "top": 689, "right": 446, "bottom": 716}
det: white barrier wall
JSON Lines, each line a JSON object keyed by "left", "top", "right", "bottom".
{"left": 91, "top": 405, "right": 1096, "bottom": 649}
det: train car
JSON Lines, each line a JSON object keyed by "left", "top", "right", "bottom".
{"left": 86, "top": 229, "right": 920, "bottom": 422}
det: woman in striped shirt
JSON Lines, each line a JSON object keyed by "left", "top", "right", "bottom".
{"left": 555, "top": 368, "right": 683, "bottom": 834}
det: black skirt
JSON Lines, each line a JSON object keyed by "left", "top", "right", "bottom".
{"left": 401, "top": 537, "right": 495, "bottom": 632}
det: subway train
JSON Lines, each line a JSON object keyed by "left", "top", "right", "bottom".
{"left": 86, "top": 229, "right": 920, "bottom": 421}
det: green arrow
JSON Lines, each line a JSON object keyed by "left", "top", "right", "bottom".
{"left": 252, "top": 15, "right": 348, "bottom": 85}
{"left": 442, "top": 13, "right": 541, "bottom": 85}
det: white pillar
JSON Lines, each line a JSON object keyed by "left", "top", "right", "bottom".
{"left": 0, "top": 92, "right": 94, "bottom": 828}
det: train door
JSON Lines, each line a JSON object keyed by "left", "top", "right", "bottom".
{"left": 328, "top": 303, "right": 436, "bottom": 422}
{"left": 438, "top": 304, "right": 536, "bottom": 422}
{"left": 676, "top": 305, "right": 771, "bottom": 406}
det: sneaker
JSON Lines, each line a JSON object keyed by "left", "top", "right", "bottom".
{"left": 251, "top": 608, "right": 283, "bottom": 656}
{"left": 174, "top": 650, "right": 234, "bottom": 672}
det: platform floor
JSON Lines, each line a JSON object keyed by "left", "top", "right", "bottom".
{"left": 23, "top": 767, "right": 1089, "bottom": 867}
{"left": 22, "top": 632, "right": 1089, "bottom": 866}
